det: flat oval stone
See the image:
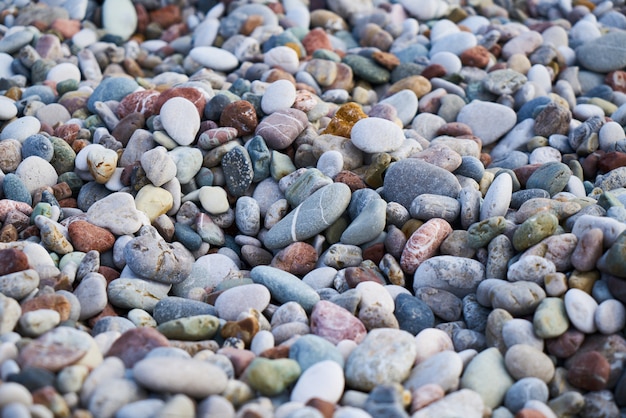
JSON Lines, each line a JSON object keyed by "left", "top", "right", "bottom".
{"left": 413, "top": 256, "right": 485, "bottom": 298}
{"left": 255, "top": 108, "right": 308, "bottom": 150}
{"left": 481, "top": 173, "right": 513, "bottom": 220}
{"left": 250, "top": 266, "right": 320, "bottom": 312}
{"left": 18, "top": 327, "right": 96, "bottom": 372}
{"left": 290, "top": 360, "right": 344, "bottom": 404}
{"left": 242, "top": 357, "right": 301, "bottom": 397}
{"left": 214, "top": 283, "right": 271, "bottom": 321}
{"left": 264, "top": 183, "right": 351, "bottom": 250}
{"left": 576, "top": 32, "right": 626, "bottom": 73}
{"left": 595, "top": 299, "right": 626, "bottom": 335}
{"left": 457, "top": 101, "right": 517, "bottom": 146}
{"left": 533, "top": 297, "right": 570, "bottom": 339}
{"left": 190, "top": 46, "right": 239, "bottom": 72}
{"left": 261, "top": 79, "right": 296, "bottom": 114}
{"left": 340, "top": 198, "right": 386, "bottom": 245}
{"left": 101, "top": 0, "right": 137, "bottom": 40}
{"left": 401, "top": 218, "right": 452, "bottom": 274}
{"left": 382, "top": 159, "right": 462, "bottom": 209}
{"left": 156, "top": 315, "right": 220, "bottom": 341}
{"left": 564, "top": 288, "right": 598, "bottom": 334}
{"left": 460, "top": 347, "right": 514, "bottom": 409}
{"left": 222, "top": 145, "right": 254, "bottom": 197}
{"left": 160, "top": 97, "right": 201, "bottom": 146}
{"left": 512, "top": 211, "right": 559, "bottom": 251}
{"left": 405, "top": 350, "right": 463, "bottom": 393}
{"left": 504, "top": 377, "right": 549, "bottom": 414}
{"left": 15, "top": 156, "right": 58, "bottom": 195}
{"left": 0, "top": 116, "right": 41, "bottom": 142}
{"left": 350, "top": 117, "right": 404, "bottom": 153}
{"left": 504, "top": 344, "right": 555, "bottom": 383}
{"left": 133, "top": 356, "right": 228, "bottom": 397}
{"left": 107, "top": 276, "right": 171, "bottom": 312}
{"left": 525, "top": 162, "right": 571, "bottom": 196}
{"left": 490, "top": 281, "right": 546, "bottom": 317}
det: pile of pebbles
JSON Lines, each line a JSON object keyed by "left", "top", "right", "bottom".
{"left": 2, "top": 0, "right": 626, "bottom": 416}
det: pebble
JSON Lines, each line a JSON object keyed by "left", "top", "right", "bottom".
{"left": 456, "top": 101, "right": 517, "bottom": 146}
{"left": 350, "top": 117, "right": 404, "bottom": 153}
{"left": 344, "top": 328, "right": 418, "bottom": 391}
{"left": 133, "top": 356, "right": 228, "bottom": 398}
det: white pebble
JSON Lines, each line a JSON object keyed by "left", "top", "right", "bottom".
{"left": 264, "top": 46, "right": 300, "bottom": 74}
{"left": 261, "top": 79, "right": 296, "bottom": 114}
{"left": 564, "top": 288, "right": 598, "bottom": 334}
{"left": 594, "top": 299, "right": 626, "bottom": 335}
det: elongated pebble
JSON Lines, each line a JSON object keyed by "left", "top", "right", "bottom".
{"left": 401, "top": 218, "right": 452, "bottom": 274}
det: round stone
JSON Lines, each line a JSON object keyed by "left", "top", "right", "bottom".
{"left": 350, "top": 117, "right": 405, "bottom": 153}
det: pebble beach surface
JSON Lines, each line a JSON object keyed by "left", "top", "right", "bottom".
{"left": 1, "top": 0, "right": 626, "bottom": 417}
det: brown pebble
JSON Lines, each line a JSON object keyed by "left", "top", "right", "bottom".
{"left": 50, "top": 18, "right": 81, "bottom": 39}
{"left": 116, "top": 90, "right": 160, "bottom": 119}
{"left": 20, "top": 294, "right": 72, "bottom": 321}
{"left": 546, "top": 329, "right": 585, "bottom": 358}
{"left": 371, "top": 50, "right": 400, "bottom": 70}
{"left": 597, "top": 151, "right": 626, "bottom": 173}
{"left": 345, "top": 266, "right": 385, "bottom": 288}
{"left": 106, "top": 327, "right": 170, "bottom": 368}
{"left": 0, "top": 224, "right": 18, "bottom": 242}
{"left": 259, "top": 345, "right": 290, "bottom": 359}
{"left": 54, "top": 124, "right": 80, "bottom": 145}
{"left": 436, "top": 122, "right": 473, "bottom": 137}
{"left": 512, "top": 163, "right": 542, "bottom": 188}
{"left": 606, "top": 70, "right": 626, "bottom": 93}
{"left": 87, "top": 303, "right": 119, "bottom": 328}
{"left": 98, "top": 266, "right": 121, "bottom": 284}
{"left": 334, "top": 171, "right": 367, "bottom": 192}
{"left": 149, "top": 4, "right": 182, "bottom": 29}
{"left": 515, "top": 409, "right": 547, "bottom": 418}
{"left": 110, "top": 112, "right": 145, "bottom": 146}
{"left": 0, "top": 248, "right": 29, "bottom": 275}
{"left": 220, "top": 100, "right": 258, "bottom": 136}
{"left": 421, "top": 64, "right": 447, "bottom": 79}
{"left": 270, "top": 242, "right": 318, "bottom": 276}
{"left": 567, "top": 350, "right": 610, "bottom": 391}
{"left": 307, "top": 398, "right": 335, "bottom": 418}
{"left": 301, "top": 27, "right": 332, "bottom": 55}
{"left": 220, "top": 316, "right": 259, "bottom": 347}
{"left": 362, "top": 242, "right": 385, "bottom": 265}
{"left": 67, "top": 220, "right": 115, "bottom": 253}
{"left": 460, "top": 45, "right": 491, "bottom": 68}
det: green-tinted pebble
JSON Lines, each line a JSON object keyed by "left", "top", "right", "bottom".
{"left": 597, "top": 191, "right": 624, "bottom": 210}
{"left": 156, "top": 315, "right": 220, "bottom": 341}
{"left": 525, "top": 162, "right": 571, "bottom": 196}
{"left": 588, "top": 97, "right": 618, "bottom": 115}
{"left": 364, "top": 153, "right": 392, "bottom": 188}
{"left": 58, "top": 251, "right": 86, "bottom": 271}
{"left": 312, "top": 49, "right": 341, "bottom": 62}
{"left": 467, "top": 216, "right": 507, "bottom": 249}
{"left": 49, "top": 136, "right": 76, "bottom": 175}
{"left": 56, "top": 79, "right": 79, "bottom": 96}
{"left": 270, "top": 150, "right": 296, "bottom": 181}
{"left": 31, "top": 202, "right": 52, "bottom": 222}
{"left": 603, "top": 230, "right": 626, "bottom": 278}
{"left": 325, "top": 216, "right": 349, "bottom": 245}
{"left": 57, "top": 172, "right": 83, "bottom": 196}
{"left": 533, "top": 297, "right": 569, "bottom": 338}
{"left": 243, "top": 358, "right": 301, "bottom": 396}
{"left": 526, "top": 136, "right": 549, "bottom": 152}
{"left": 512, "top": 211, "right": 559, "bottom": 251}
{"left": 342, "top": 55, "right": 390, "bottom": 84}
{"left": 83, "top": 114, "right": 104, "bottom": 131}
